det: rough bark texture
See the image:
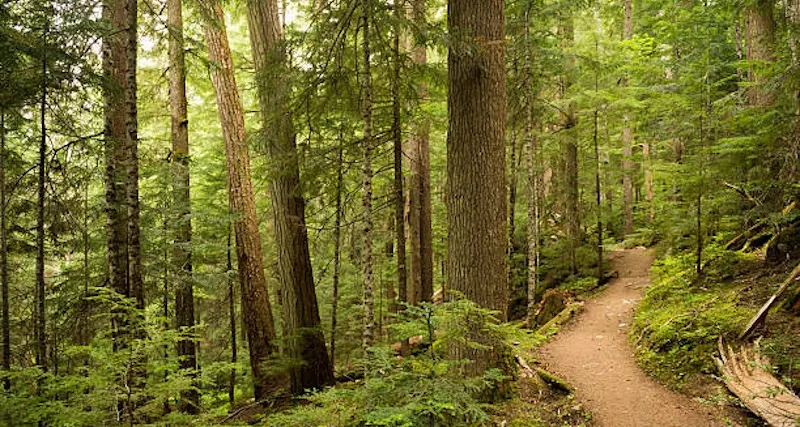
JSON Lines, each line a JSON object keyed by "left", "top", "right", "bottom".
{"left": 227, "top": 227, "right": 236, "bottom": 406}
{"left": 168, "top": 0, "right": 199, "bottom": 412}
{"left": 447, "top": 0, "right": 507, "bottom": 372}
{"left": 745, "top": 0, "right": 775, "bottom": 106}
{"left": 247, "top": 0, "right": 333, "bottom": 394}
{"left": 786, "top": 0, "right": 800, "bottom": 180}
{"left": 361, "top": 0, "right": 376, "bottom": 350}
{"left": 199, "top": 0, "right": 288, "bottom": 400}
{"left": 622, "top": 0, "right": 634, "bottom": 236}
{"left": 102, "top": 0, "right": 131, "bottom": 347}
{"left": 0, "top": 111, "right": 7, "bottom": 388}
{"left": 715, "top": 339, "right": 800, "bottom": 427}
{"left": 405, "top": 0, "right": 433, "bottom": 306}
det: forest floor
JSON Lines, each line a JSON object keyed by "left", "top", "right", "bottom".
{"left": 538, "top": 248, "right": 729, "bottom": 427}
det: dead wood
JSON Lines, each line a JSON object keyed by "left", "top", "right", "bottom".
{"left": 714, "top": 338, "right": 800, "bottom": 427}
{"left": 741, "top": 262, "right": 800, "bottom": 340}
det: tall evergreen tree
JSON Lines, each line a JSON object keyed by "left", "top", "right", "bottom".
{"left": 446, "top": 0, "right": 507, "bottom": 372}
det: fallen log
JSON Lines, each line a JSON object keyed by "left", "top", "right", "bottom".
{"left": 535, "top": 302, "right": 584, "bottom": 338}
{"left": 714, "top": 338, "right": 800, "bottom": 427}
{"left": 740, "top": 262, "right": 800, "bottom": 340}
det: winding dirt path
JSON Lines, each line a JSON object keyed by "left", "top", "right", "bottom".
{"left": 539, "top": 248, "right": 724, "bottom": 427}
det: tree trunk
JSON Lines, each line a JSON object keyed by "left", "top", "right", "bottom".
{"left": 36, "top": 33, "right": 47, "bottom": 371}
{"left": 392, "top": 0, "right": 407, "bottom": 316}
{"left": 246, "top": 0, "right": 333, "bottom": 393}
{"left": 524, "top": 12, "right": 540, "bottom": 326}
{"left": 745, "top": 0, "right": 775, "bottom": 107}
{"left": 559, "top": 22, "right": 579, "bottom": 274}
{"left": 447, "top": 0, "right": 507, "bottom": 373}
{"left": 643, "top": 142, "right": 655, "bottom": 223}
{"left": 330, "top": 136, "right": 343, "bottom": 368}
{"left": 622, "top": 0, "right": 634, "bottom": 237}
{"left": 125, "top": 0, "right": 143, "bottom": 315}
{"left": 103, "top": 0, "right": 133, "bottom": 386}
{"left": 168, "top": 0, "right": 199, "bottom": 412}
{"left": 0, "top": 110, "right": 8, "bottom": 389}
{"left": 405, "top": 0, "right": 433, "bottom": 306}
{"left": 508, "top": 122, "right": 518, "bottom": 304}
{"left": 227, "top": 225, "right": 236, "bottom": 407}
{"left": 361, "top": 0, "right": 376, "bottom": 350}
{"left": 198, "top": 0, "right": 288, "bottom": 400}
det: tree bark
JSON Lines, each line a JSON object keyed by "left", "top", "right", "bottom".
{"left": 246, "top": 0, "right": 333, "bottom": 394}
{"left": 36, "top": 31, "right": 47, "bottom": 371}
{"left": 124, "top": 0, "right": 143, "bottom": 315}
{"left": 405, "top": 0, "right": 433, "bottom": 306}
{"left": 622, "top": 0, "right": 634, "bottom": 236}
{"left": 391, "top": 0, "right": 407, "bottom": 317}
{"left": 0, "top": 110, "right": 7, "bottom": 389}
{"left": 199, "top": 0, "right": 288, "bottom": 400}
{"left": 523, "top": 11, "right": 540, "bottom": 326}
{"left": 745, "top": 0, "right": 775, "bottom": 107}
{"left": 168, "top": 0, "right": 198, "bottom": 412}
{"left": 330, "top": 136, "right": 343, "bottom": 368}
{"left": 559, "top": 22, "right": 579, "bottom": 274}
{"left": 361, "top": 0, "right": 376, "bottom": 350}
{"left": 447, "top": 0, "right": 507, "bottom": 372}
{"left": 227, "top": 225, "right": 236, "bottom": 407}
{"left": 643, "top": 142, "right": 655, "bottom": 223}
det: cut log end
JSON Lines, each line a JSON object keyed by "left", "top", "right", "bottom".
{"left": 716, "top": 338, "right": 800, "bottom": 427}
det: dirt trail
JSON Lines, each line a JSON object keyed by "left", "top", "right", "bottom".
{"left": 539, "top": 248, "right": 724, "bottom": 427}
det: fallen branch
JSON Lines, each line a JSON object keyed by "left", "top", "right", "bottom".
{"left": 535, "top": 368, "right": 575, "bottom": 393}
{"left": 740, "top": 262, "right": 800, "bottom": 340}
{"left": 714, "top": 338, "right": 800, "bottom": 427}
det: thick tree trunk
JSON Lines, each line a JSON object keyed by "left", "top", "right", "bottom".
{"left": 0, "top": 110, "right": 8, "bottom": 389}
{"left": 622, "top": 0, "right": 634, "bottom": 236}
{"left": 103, "top": 0, "right": 131, "bottom": 354}
{"left": 199, "top": 0, "right": 288, "bottom": 400}
{"left": 745, "top": 0, "right": 775, "bottom": 107}
{"left": 168, "top": 0, "right": 198, "bottom": 412}
{"left": 447, "top": 0, "right": 507, "bottom": 372}
{"left": 36, "top": 36, "right": 47, "bottom": 371}
{"left": 246, "top": 0, "right": 333, "bottom": 393}
{"left": 361, "top": 0, "right": 376, "bottom": 350}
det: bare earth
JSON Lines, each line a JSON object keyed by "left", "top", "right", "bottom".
{"left": 539, "top": 248, "right": 724, "bottom": 427}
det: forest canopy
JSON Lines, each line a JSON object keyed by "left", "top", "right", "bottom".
{"left": 0, "top": 0, "right": 798, "bottom": 425}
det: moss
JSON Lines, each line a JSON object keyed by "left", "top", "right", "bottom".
{"left": 630, "top": 248, "right": 756, "bottom": 391}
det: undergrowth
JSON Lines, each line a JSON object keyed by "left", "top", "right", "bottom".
{"left": 630, "top": 245, "right": 756, "bottom": 391}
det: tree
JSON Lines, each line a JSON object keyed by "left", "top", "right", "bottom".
{"left": 745, "top": 0, "right": 775, "bottom": 106}
{"left": 361, "top": 0, "right": 376, "bottom": 350}
{"left": 446, "top": 0, "right": 507, "bottom": 372}
{"left": 246, "top": 0, "right": 333, "bottom": 393}
{"left": 559, "top": 20, "right": 579, "bottom": 274}
{"left": 35, "top": 23, "right": 47, "bottom": 371}
{"left": 167, "top": 0, "right": 198, "bottom": 412}
{"left": 622, "top": 0, "right": 634, "bottom": 236}
{"left": 198, "top": 0, "right": 288, "bottom": 400}
{"left": 405, "top": 0, "right": 433, "bottom": 306}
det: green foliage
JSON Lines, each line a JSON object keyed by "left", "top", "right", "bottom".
{"left": 264, "top": 298, "right": 515, "bottom": 427}
{"left": 630, "top": 247, "right": 755, "bottom": 390}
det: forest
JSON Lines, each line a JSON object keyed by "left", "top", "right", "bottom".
{"left": 0, "top": 0, "right": 799, "bottom": 425}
